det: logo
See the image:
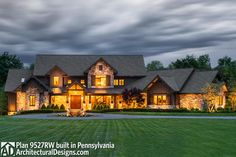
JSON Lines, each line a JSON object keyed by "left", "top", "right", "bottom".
{"left": 0, "top": 142, "right": 15, "bottom": 156}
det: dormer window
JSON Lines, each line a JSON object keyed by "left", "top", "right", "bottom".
{"left": 91, "top": 75, "right": 111, "bottom": 87}
{"left": 99, "top": 65, "right": 103, "bottom": 71}
{"left": 53, "top": 76, "right": 59, "bottom": 86}
{"left": 96, "top": 75, "right": 106, "bottom": 86}
{"left": 21, "top": 78, "right": 25, "bottom": 83}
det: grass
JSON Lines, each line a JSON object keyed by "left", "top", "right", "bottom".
{"left": 106, "top": 111, "right": 236, "bottom": 116}
{"left": 0, "top": 117, "right": 236, "bottom": 157}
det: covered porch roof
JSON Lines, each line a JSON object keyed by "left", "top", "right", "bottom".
{"left": 85, "top": 88, "right": 124, "bottom": 95}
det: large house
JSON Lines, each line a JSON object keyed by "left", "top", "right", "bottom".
{"left": 5, "top": 55, "right": 227, "bottom": 114}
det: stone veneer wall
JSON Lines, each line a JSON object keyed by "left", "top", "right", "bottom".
{"left": 25, "top": 88, "right": 40, "bottom": 110}
{"left": 16, "top": 87, "right": 41, "bottom": 111}
{"left": 16, "top": 91, "right": 26, "bottom": 111}
{"left": 179, "top": 94, "right": 203, "bottom": 109}
{"left": 51, "top": 95, "right": 68, "bottom": 108}
{"left": 88, "top": 60, "right": 114, "bottom": 88}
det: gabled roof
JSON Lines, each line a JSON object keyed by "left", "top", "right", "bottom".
{"left": 20, "top": 76, "right": 51, "bottom": 92}
{"left": 84, "top": 57, "right": 118, "bottom": 74}
{"left": 127, "top": 68, "right": 194, "bottom": 91}
{"left": 34, "top": 55, "right": 146, "bottom": 76}
{"left": 5, "top": 69, "right": 33, "bottom": 92}
{"left": 180, "top": 71, "right": 218, "bottom": 93}
{"left": 46, "top": 65, "right": 67, "bottom": 75}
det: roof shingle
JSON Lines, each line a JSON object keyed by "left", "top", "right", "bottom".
{"left": 4, "top": 69, "right": 32, "bottom": 92}
{"left": 34, "top": 55, "right": 146, "bottom": 76}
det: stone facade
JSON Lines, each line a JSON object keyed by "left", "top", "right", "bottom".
{"left": 179, "top": 94, "right": 203, "bottom": 109}
{"left": 88, "top": 60, "right": 114, "bottom": 88}
{"left": 25, "top": 87, "right": 40, "bottom": 110}
{"left": 16, "top": 91, "right": 26, "bottom": 111}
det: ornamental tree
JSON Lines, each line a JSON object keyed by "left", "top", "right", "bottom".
{"left": 122, "top": 88, "right": 145, "bottom": 108}
{"left": 201, "top": 83, "right": 221, "bottom": 112}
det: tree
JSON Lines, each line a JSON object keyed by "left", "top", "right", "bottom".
{"left": 122, "top": 88, "right": 145, "bottom": 108}
{"left": 0, "top": 52, "right": 23, "bottom": 86}
{"left": 198, "top": 54, "right": 211, "bottom": 70}
{"left": 169, "top": 54, "right": 211, "bottom": 70}
{"left": 216, "top": 56, "right": 236, "bottom": 89}
{"left": 146, "top": 60, "right": 164, "bottom": 71}
{"left": 29, "top": 63, "right": 34, "bottom": 70}
{"left": 0, "top": 87, "right": 7, "bottom": 115}
{"left": 201, "top": 83, "right": 221, "bottom": 112}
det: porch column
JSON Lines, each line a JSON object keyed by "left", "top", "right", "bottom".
{"left": 114, "top": 95, "right": 117, "bottom": 108}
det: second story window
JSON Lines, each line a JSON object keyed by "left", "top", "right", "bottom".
{"left": 114, "top": 79, "right": 119, "bottom": 86}
{"left": 67, "top": 79, "right": 72, "bottom": 84}
{"left": 96, "top": 75, "right": 106, "bottom": 86}
{"left": 80, "top": 79, "right": 85, "bottom": 84}
{"left": 119, "top": 79, "right": 125, "bottom": 86}
{"left": 91, "top": 75, "right": 111, "bottom": 87}
{"left": 114, "top": 79, "right": 125, "bottom": 86}
{"left": 99, "top": 65, "right": 103, "bottom": 71}
{"left": 53, "top": 76, "right": 59, "bottom": 86}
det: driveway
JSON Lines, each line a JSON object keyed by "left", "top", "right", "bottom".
{"left": 12, "top": 113, "right": 236, "bottom": 120}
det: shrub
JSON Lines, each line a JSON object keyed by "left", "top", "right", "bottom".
{"left": 225, "top": 102, "right": 233, "bottom": 112}
{"left": 18, "top": 109, "right": 65, "bottom": 114}
{"left": 93, "top": 102, "right": 110, "bottom": 110}
{"left": 0, "top": 87, "right": 7, "bottom": 115}
{"left": 190, "top": 108, "right": 200, "bottom": 112}
{"left": 46, "top": 104, "right": 51, "bottom": 109}
{"left": 51, "top": 104, "right": 55, "bottom": 109}
{"left": 54, "top": 104, "right": 59, "bottom": 110}
{"left": 87, "top": 108, "right": 192, "bottom": 113}
{"left": 216, "top": 107, "right": 224, "bottom": 112}
{"left": 41, "top": 104, "right": 46, "bottom": 109}
{"left": 60, "top": 104, "right": 65, "bottom": 110}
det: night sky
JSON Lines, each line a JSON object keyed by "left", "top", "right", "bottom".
{"left": 1, "top": 0, "right": 236, "bottom": 66}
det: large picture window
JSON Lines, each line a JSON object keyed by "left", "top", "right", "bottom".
{"left": 153, "top": 94, "right": 168, "bottom": 105}
{"left": 30, "top": 95, "right": 36, "bottom": 106}
{"left": 95, "top": 75, "right": 106, "bottom": 86}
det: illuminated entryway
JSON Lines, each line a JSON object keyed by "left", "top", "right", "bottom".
{"left": 70, "top": 95, "right": 81, "bottom": 109}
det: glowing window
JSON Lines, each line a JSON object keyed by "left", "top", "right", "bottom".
{"left": 53, "top": 77, "right": 59, "bottom": 86}
{"left": 67, "top": 79, "right": 72, "bottom": 84}
{"left": 114, "top": 79, "right": 119, "bottom": 86}
{"left": 80, "top": 79, "right": 85, "bottom": 84}
{"left": 119, "top": 79, "right": 125, "bottom": 86}
{"left": 95, "top": 75, "right": 106, "bottom": 86}
{"left": 154, "top": 95, "right": 168, "bottom": 105}
{"left": 217, "top": 96, "right": 223, "bottom": 105}
{"left": 30, "top": 95, "right": 35, "bottom": 106}
{"left": 154, "top": 95, "right": 157, "bottom": 105}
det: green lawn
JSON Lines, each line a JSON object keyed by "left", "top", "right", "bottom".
{"left": 0, "top": 117, "right": 236, "bottom": 157}
{"left": 107, "top": 111, "right": 236, "bottom": 116}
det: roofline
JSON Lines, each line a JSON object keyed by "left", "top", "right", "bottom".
{"left": 143, "top": 74, "right": 176, "bottom": 91}
{"left": 84, "top": 57, "right": 118, "bottom": 74}
{"left": 179, "top": 69, "right": 195, "bottom": 91}
{"left": 36, "top": 54, "right": 144, "bottom": 57}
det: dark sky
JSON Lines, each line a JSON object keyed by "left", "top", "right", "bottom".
{"left": 1, "top": 0, "right": 236, "bottom": 66}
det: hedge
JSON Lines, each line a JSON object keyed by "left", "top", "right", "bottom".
{"left": 18, "top": 109, "right": 66, "bottom": 115}
{"left": 86, "top": 108, "right": 195, "bottom": 113}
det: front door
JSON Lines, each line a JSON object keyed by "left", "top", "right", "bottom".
{"left": 70, "top": 95, "right": 81, "bottom": 109}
